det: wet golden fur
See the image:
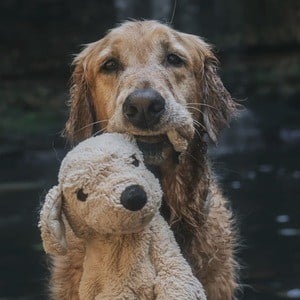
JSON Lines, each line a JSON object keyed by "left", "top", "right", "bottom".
{"left": 51, "top": 20, "right": 240, "bottom": 299}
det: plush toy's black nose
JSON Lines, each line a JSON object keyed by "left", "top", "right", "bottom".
{"left": 120, "top": 185, "right": 147, "bottom": 211}
{"left": 122, "top": 88, "right": 165, "bottom": 129}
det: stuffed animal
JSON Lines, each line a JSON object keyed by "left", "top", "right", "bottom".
{"left": 39, "top": 133, "right": 206, "bottom": 300}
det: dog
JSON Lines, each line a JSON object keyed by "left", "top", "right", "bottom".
{"left": 51, "top": 20, "right": 240, "bottom": 300}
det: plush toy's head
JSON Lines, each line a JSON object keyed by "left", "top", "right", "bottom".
{"left": 50, "top": 133, "right": 162, "bottom": 242}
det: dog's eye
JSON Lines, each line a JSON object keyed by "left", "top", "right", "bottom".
{"left": 131, "top": 154, "right": 140, "bottom": 167}
{"left": 166, "top": 54, "right": 184, "bottom": 67}
{"left": 76, "top": 188, "right": 88, "bottom": 202}
{"left": 101, "top": 58, "right": 120, "bottom": 73}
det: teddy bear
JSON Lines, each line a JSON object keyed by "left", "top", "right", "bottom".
{"left": 39, "top": 133, "right": 206, "bottom": 300}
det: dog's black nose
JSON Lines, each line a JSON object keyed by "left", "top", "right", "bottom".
{"left": 123, "top": 88, "right": 165, "bottom": 129}
{"left": 120, "top": 185, "right": 147, "bottom": 211}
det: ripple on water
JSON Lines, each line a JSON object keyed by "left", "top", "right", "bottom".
{"left": 278, "top": 228, "right": 300, "bottom": 237}
{"left": 0, "top": 214, "right": 23, "bottom": 227}
{"left": 231, "top": 180, "right": 241, "bottom": 189}
{"left": 284, "top": 288, "right": 300, "bottom": 299}
{"left": 276, "top": 215, "right": 290, "bottom": 223}
{"left": 286, "top": 289, "right": 300, "bottom": 299}
{"left": 247, "top": 171, "right": 256, "bottom": 180}
{"left": 292, "top": 171, "right": 300, "bottom": 179}
{"left": 259, "top": 164, "right": 274, "bottom": 173}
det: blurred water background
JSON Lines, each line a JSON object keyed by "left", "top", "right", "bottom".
{"left": 0, "top": 1, "right": 300, "bottom": 299}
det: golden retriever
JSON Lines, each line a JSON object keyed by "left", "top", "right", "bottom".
{"left": 51, "top": 20, "right": 240, "bottom": 300}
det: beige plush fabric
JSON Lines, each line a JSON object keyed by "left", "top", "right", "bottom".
{"left": 39, "top": 133, "right": 206, "bottom": 299}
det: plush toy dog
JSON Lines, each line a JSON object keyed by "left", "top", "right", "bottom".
{"left": 39, "top": 133, "right": 206, "bottom": 300}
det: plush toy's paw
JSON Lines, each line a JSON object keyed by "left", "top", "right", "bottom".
{"left": 167, "top": 120, "right": 194, "bottom": 153}
{"left": 39, "top": 186, "right": 67, "bottom": 255}
{"left": 167, "top": 130, "right": 189, "bottom": 153}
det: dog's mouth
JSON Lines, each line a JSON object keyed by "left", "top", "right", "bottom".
{"left": 135, "top": 135, "right": 166, "bottom": 144}
{"left": 135, "top": 134, "right": 172, "bottom": 166}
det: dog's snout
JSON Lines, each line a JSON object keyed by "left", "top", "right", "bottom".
{"left": 123, "top": 88, "right": 165, "bottom": 129}
{"left": 120, "top": 185, "right": 147, "bottom": 211}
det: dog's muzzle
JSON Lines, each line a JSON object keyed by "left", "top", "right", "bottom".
{"left": 122, "top": 88, "right": 165, "bottom": 130}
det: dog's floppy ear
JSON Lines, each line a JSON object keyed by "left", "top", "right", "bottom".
{"left": 201, "top": 52, "right": 238, "bottom": 143}
{"left": 184, "top": 34, "right": 240, "bottom": 143}
{"left": 64, "top": 43, "right": 99, "bottom": 145}
{"left": 39, "top": 186, "right": 67, "bottom": 255}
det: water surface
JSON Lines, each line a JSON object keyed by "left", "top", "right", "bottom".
{"left": 0, "top": 104, "right": 299, "bottom": 299}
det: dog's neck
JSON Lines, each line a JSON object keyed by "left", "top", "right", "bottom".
{"left": 159, "top": 135, "right": 210, "bottom": 226}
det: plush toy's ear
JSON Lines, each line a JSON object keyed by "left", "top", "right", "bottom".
{"left": 39, "top": 186, "right": 67, "bottom": 255}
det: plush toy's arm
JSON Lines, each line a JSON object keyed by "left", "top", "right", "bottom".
{"left": 150, "top": 215, "right": 206, "bottom": 300}
{"left": 38, "top": 185, "right": 67, "bottom": 255}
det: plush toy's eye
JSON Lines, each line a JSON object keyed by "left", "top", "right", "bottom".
{"left": 76, "top": 188, "right": 88, "bottom": 202}
{"left": 131, "top": 154, "right": 140, "bottom": 167}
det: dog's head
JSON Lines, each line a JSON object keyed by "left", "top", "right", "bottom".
{"left": 40, "top": 133, "right": 162, "bottom": 248}
{"left": 65, "top": 20, "right": 238, "bottom": 165}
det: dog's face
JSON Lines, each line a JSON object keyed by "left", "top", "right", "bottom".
{"left": 59, "top": 134, "right": 162, "bottom": 237}
{"left": 66, "top": 21, "right": 238, "bottom": 165}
